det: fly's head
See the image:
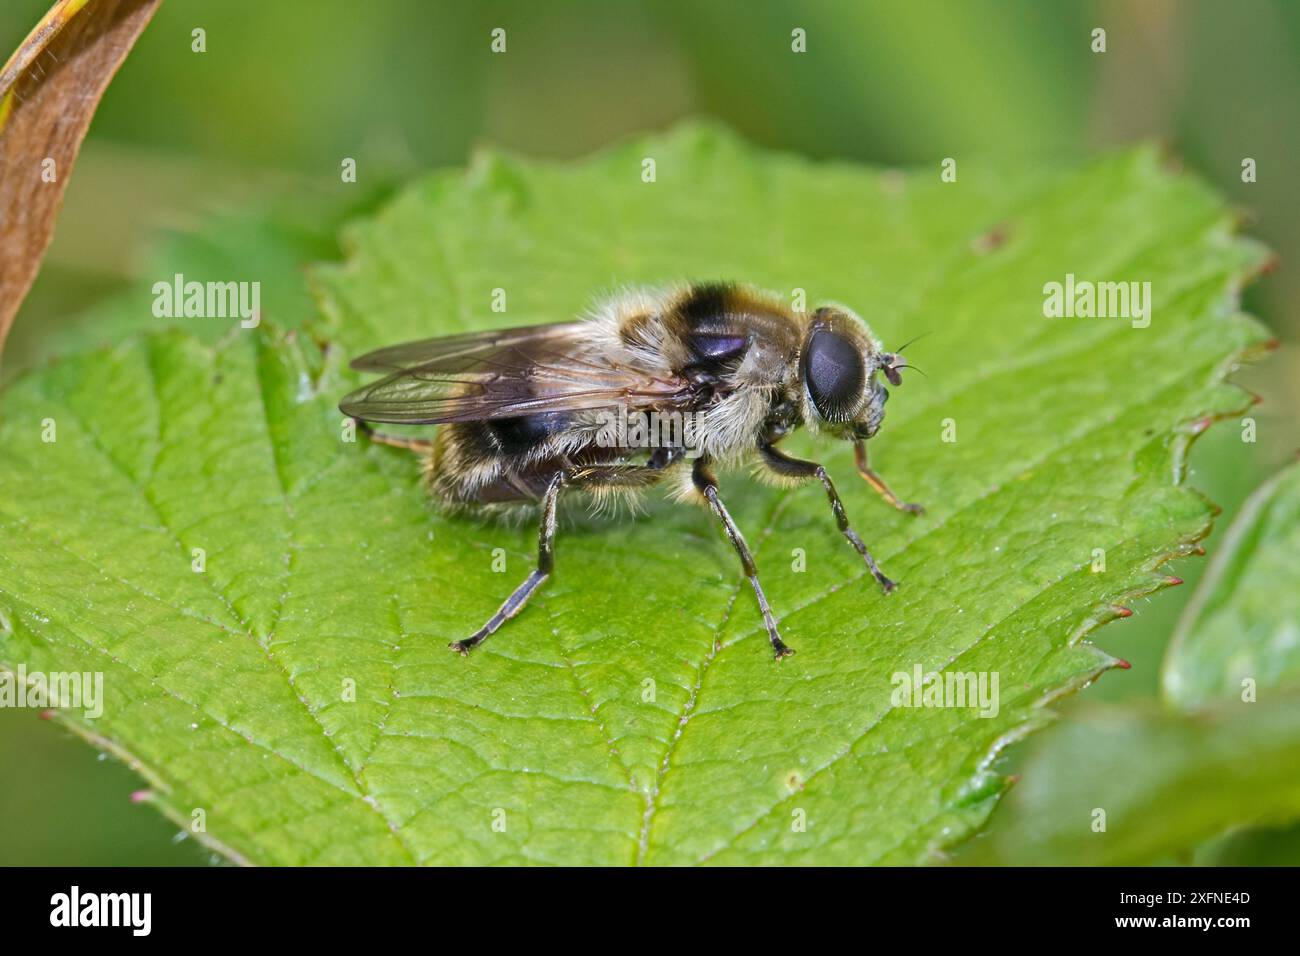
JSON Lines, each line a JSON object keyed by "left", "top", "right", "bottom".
{"left": 799, "top": 305, "right": 914, "bottom": 443}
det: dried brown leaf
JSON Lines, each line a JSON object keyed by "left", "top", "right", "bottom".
{"left": 0, "top": 0, "right": 162, "bottom": 358}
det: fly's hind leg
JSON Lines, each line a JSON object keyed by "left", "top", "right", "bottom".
{"left": 354, "top": 418, "right": 433, "bottom": 452}
{"left": 450, "top": 472, "right": 564, "bottom": 655}
{"left": 759, "top": 442, "right": 898, "bottom": 594}
{"left": 693, "top": 458, "right": 793, "bottom": 660}
{"left": 451, "top": 460, "right": 671, "bottom": 656}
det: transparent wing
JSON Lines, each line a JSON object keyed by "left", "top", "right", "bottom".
{"left": 339, "top": 323, "right": 693, "bottom": 425}
{"left": 348, "top": 321, "right": 580, "bottom": 373}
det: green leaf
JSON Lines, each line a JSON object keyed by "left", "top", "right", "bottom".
{"left": 960, "top": 459, "right": 1300, "bottom": 865}
{"left": 0, "top": 125, "right": 1270, "bottom": 864}
{"left": 1163, "top": 459, "right": 1300, "bottom": 707}
{"left": 958, "top": 694, "right": 1300, "bottom": 866}
{"left": 1195, "top": 818, "right": 1300, "bottom": 866}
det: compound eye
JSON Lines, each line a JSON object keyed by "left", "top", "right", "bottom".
{"left": 803, "top": 329, "right": 865, "bottom": 421}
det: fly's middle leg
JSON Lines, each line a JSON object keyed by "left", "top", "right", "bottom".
{"left": 693, "top": 458, "right": 793, "bottom": 660}
{"left": 758, "top": 442, "right": 898, "bottom": 594}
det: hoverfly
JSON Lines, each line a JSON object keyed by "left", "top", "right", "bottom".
{"left": 340, "top": 283, "right": 922, "bottom": 659}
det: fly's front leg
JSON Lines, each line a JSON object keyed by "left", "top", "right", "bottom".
{"left": 759, "top": 442, "right": 897, "bottom": 594}
{"left": 692, "top": 458, "right": 793, "bottom": 660}
{"left": 854, "top": 440, "right": 923, "bottom": 514}
{"left": 451, "top": 471, "right": 564, "bottom": 655}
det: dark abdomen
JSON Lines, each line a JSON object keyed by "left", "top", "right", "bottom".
{"left": 428, "top": 414, "right": 667, "bottom": 507}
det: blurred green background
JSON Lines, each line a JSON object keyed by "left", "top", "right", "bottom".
{"left": 1, "top": 0, "right": 1296, "bottom": 865}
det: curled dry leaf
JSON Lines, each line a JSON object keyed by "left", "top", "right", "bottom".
{"left": 0, "top": 0, "right": 162, "bottom": 359}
